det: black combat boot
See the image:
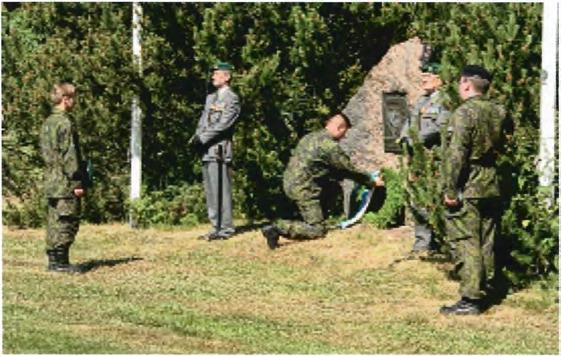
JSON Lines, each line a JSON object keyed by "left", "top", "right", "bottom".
{"left": 46, "top": 249, "right": 59, "bottom": 271}
{"left": 439, "top": 297, "right": 481, "bottom": 316}
{"left": 198, "top": 230, "right": 218, "bottom": 241}
{"left": 47, "top": 245, "right": 81, "bottom": 273}
{"left": 261, "top": 225, "right": 281, "bottom": 250}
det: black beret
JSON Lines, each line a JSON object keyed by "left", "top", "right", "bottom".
{"left": 461, "top": 65, "right": 492, "bottom": 82}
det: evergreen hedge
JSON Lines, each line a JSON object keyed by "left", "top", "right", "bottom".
{"left": 2, "top": 3, "right": 556, "bottom": 285}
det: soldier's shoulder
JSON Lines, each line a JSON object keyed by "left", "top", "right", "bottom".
{"left": 299, "top": 129, "right": 330, "bottom": 148}
{"left": 470, "top": 97, "right": 505, "bottom": 118}
{"left": 453, "top": 100, "right": 473, "bottom": 116}
{"left": 451, "top": 100, "right": 479, "bottom": 126}
{"left": 488, "top": 99, "right": 506, "bottom": 118}
{"left": 45, "top": 111, "right": 71, "bottom": 127}
{"left": 300, "top": 130, "right": 321, "bottom": 144}
{"left": 224, "top": 86, "right": 239, "bottom": 99}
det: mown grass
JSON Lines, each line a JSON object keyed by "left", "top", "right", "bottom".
{"left": 3, "top": 223, "right": 558, "bottom": 354}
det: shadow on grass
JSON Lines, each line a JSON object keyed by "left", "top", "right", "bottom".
{"left": 198, "top": 222, "right": 269, "bottom": 241}
{"left": 77, "top": 256, "right": 143, "bottom": 273}
{"left": 233, "top": 222, "right": 269, "bottom": 235}
{"left": 481, "top": 270, "right": 512, "bottom": 312}
{"left": 418, "top": 252, "right": 513, "bottom": 311}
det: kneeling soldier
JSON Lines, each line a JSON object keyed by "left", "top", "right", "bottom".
{"left": 261, "top": 112, "right": 384, "bottom": 249}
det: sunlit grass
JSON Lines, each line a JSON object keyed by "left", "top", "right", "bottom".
{"left": 3, "top": 223, "right": 558, "bottom": 353}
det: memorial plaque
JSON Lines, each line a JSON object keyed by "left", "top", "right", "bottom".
{"left": 382, "top": 92, "right": 409, "bottom": 153}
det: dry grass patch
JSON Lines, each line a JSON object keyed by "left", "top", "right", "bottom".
{"left": 3, "top": 223, "right": 558, "bottom": 354}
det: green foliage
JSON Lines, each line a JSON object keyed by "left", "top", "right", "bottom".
{"left": 404, "top": 3, "right": 558, "bottom": 285}
{"left": 3, "top": 225, "right": 559, "bottom": 353}
{"left": 363, "top": 168, "right": 407, "bottom": 228}
{"left": 401, "top": 129, "right": 449, "bottom": 252}
{"left": 3, "top": 2, "right": 409, "bottom": 226}
{"left": 2, "top": 3, "right": 136, "bottom": 224}
{"left": 128, "top": 184, "right": 208, "bottom": 228}
{"left": 2, "top": 3, "right": 556, "bottom": 285}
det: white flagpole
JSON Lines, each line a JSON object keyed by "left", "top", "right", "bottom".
{"left": 130, "top": 2, "right": 143, "bottom": 226}
{"left": 538, "top": 1, "right": 558, "bottom": 206}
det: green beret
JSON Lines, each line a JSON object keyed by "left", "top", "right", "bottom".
{"left": 212, "top": 61, "right": 234, "bottom": 72}
{"left": 420, "top": 62, "right": 441, "bottom": 74}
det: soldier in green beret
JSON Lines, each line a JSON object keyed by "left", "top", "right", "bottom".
{"left": 440, "top": 65, "right": 506, "bottom": 315}
{"left": 190, "top": 61, "right": 240, "bottom": 240}
{"left": 399, "top": 60, "right": 451, "bottom": 257}
{"left": 40, "top": 83, "right": 85, "bottom": 273}
{"left": 261, "top": 112, "right": 384, "bottom": 249}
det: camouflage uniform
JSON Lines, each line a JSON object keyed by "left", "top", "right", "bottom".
{"left": 442, "top": 95, "right": 506, "bottom": 300}
{"left": 40, "top": 107, "right": 83, "bottom": 250}
{"left": 399, "top": 90, "right": 450, "bottom": 251}
{"left": 276, "top": 129, "right": 373, "bottom": 239}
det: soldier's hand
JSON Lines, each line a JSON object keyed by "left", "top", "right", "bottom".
{"left": 188, "top": 134, "right": 205, "bottom": 154}
{"left": 188, "top": 134, "right": 200, "bottom": 147}
{"left": 444, "top": 194, "right": 459, "bottom": 207}
{"left": 373, "top": 176, "right": 384, "bottom": 187}
{"left": 74, "top": 188, "right": 85, "bottom": 198}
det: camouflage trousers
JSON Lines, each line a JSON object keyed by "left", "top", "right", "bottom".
{"left": 445, "top": 198, "right": 499, "bottom": 300}
{"left": 276, "top": 197, "right": 326, "bottom": 240}
{"left": 46, "top": 197, "right": 80, "bottom": 250}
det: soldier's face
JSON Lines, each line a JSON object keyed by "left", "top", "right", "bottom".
{"left": 421, "top": 73, "right": 442, "bottom": 92}
{"left": 212, "top": 70, "right": 230, "bottom": 88}
{"left": 326, "top": 115, "right": 349, "bottom": 140}
{"left": 458, "top": 76, "right": 471, "bottom": 100}
{"left": 63, "top": 96, "right": 75, "bottom": 111}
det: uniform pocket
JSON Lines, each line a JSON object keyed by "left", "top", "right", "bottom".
{"left": 56, "top": 198, "right": 79, "bottom": 217}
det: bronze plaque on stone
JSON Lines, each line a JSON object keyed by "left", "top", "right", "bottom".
{"left": 382, "top": 92, "right": 409, "bottom": 153}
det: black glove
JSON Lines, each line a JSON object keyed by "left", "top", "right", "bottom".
{"left": 188, "top": 134, "right": 205, "bottom": 154}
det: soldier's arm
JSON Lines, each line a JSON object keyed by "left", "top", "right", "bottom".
{"left": 443, "top": 107, "right": 472, "bottom": 200}
{"left": 327, "top": 145, "right": 373, "bottom": 187}
{"left": 198, "top": 92, "right": 240, "bottom": 145}
{"left": 58, "top": 121, "right": 82, "bottom": 186}
{"left": 195, "top": 95, "right": 211, "bottom": 137}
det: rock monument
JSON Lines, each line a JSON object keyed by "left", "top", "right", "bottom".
{"left": 340, "top": 37, "right": 427, "bottom": 217}
{"left": 341, "top": 37, "right": 426, "bottom": 171}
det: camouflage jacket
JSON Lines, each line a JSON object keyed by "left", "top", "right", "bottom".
{"left": 283, "top": 129, "right": 372, "bottom": 200}
{"left": 443, "top": 95, "right": 506, "bottom": 200}
{"left": 40, "top": 107, "right": 83, "bottom": 198}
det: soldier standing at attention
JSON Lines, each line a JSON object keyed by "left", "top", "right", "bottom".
{"left": 190, "top": 62, "right": 240, "bottom": 240}
{"left": 40, "top": 83, "right": 84, "bottom": 273}
{"left": 399, "top": 61, "right": 451, "bottom": 256}
{"left": 261, "top": 112, "right": 385, "bottom": 249}
{"left": 440, "top": 65, "right": 506, "bottom": 315}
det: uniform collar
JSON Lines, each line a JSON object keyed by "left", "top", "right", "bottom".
{"left": 216, "top": 85, "right": 229, "bottom": 98}
{"left": 322, "top": 128, "right": 337, "bottom": 141}
{"left": 429, "top": 90, "right": 441, "bottom": 100}
{"left": 52, "top": 106, "right": 66, "bottom": 115}
{"left": 464, "top": 93, "right": 483, "bottom": 102}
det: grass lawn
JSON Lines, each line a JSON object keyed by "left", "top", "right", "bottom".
{"left": 3, "top": 223, "right": 558, "bottom": 354}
